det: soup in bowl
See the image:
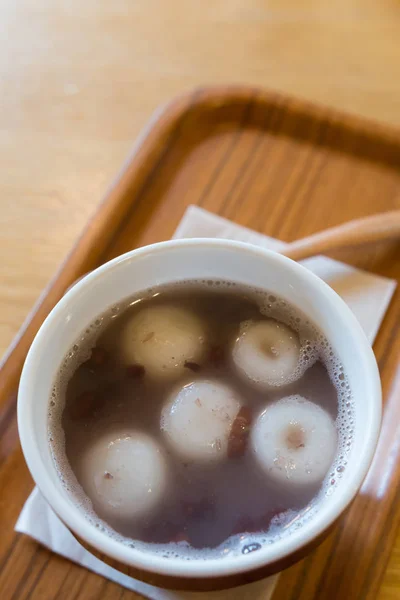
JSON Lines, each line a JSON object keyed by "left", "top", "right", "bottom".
{"left": 18, "top": 239, "right": 381, "bottom": 590}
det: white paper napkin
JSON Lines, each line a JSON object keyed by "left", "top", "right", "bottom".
{"left": 16, "top": 205, "right": 396, "bottom": 599}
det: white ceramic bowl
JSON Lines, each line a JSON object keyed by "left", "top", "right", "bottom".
{"left": 17, "top": 239, "right": 381, "bottom": 585}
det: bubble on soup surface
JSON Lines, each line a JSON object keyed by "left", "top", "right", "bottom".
{"left": 251, "top": 395, "right": 337, "bottom": 486}
{"left": 232, "top": 319, "right": 302, "bottom": 388}
{"left": 161, "top": 380, "right": 242, "bottom": 463}
{"left": 242, "top": 542, "right": 262, "bottom": 554}
{"left": 79, "top": 431, "right": 168, "bottom": 520}
{"left": 120, "top": 305, "right": 205, "bottom": 379}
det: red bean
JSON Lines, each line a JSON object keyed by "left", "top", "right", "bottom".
{"left": 126, "top": 364, "right": 146, "bottom": 378}
{"left": 228, "top": 406, "right": 252, "bottom": 459}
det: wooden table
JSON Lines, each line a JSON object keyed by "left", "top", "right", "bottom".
{"left": 1, "top": 1, "right": 399, "bottom": 598}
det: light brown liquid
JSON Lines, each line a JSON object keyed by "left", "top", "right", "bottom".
{"left": 49, "top": 282, "right": 352, "bottom": 557}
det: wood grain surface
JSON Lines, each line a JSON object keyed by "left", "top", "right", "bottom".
{"left": 1, "top": 86, "right": 400, "bottom": 599}
{"left": 1, "top": 1, "right": 400, "bottom": 598}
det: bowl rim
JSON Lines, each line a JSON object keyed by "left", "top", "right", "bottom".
{"left": 17, "top": 238, "right": 382, "bottom": 579}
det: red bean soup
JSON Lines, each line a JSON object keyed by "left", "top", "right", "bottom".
{"left": 48, "top": 281, "right": 353, "bottom": 559}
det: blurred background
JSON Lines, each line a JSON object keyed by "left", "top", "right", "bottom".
{"left": 0, "top": 0, "right": 400, "bottom": 595}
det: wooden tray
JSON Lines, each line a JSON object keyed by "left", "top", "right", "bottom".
{"left": 1, "top": 86, "right": 400, "bottom": 600}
